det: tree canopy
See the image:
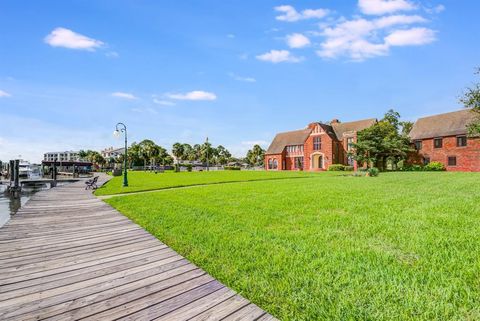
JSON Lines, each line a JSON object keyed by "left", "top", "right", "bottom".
{"left": 171, "top": 142, "right": 233, "bottom": 165}
{"left": 461, "top": 68, "right": 480, "bottom": 136}
{"left": 351, "top": 109, "right": 413, "bottom": 170}
{"left": 246, "top": 144, "right": 265, "bottom": 166}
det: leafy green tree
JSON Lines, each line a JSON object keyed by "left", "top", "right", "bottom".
{"left": 351, "top": 109, "right": 413, "bottom": 170}
{"left": 460, "top": 68, "right": 480, "bottom": 136}
{"left": 216, "top": 145, "right": 231, "bottom": 165}
{"left": 172, "top": 142, "right": 184, "bottom": 165}
{"left": 127, "top": 142, "right": 142, "bottom": 168}
{"left": 182, "top": 144, "right": 194, "bottom": 161}
{"left": 246, "top": 144, "right": 265, "bottom": 166}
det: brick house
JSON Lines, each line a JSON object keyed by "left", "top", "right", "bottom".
{"left": 265, "top": 118, "right": 376, "bottom": 171}
{"left": 409, "top": 109, "right": 480, "bottom": 171}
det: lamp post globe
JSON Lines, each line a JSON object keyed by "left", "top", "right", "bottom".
{"left": 114, "top": 123, "right": 128, "bottom": 187}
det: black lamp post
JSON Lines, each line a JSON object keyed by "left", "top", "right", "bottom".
{"left": 114, "top": 122, "right": 128, "bottom": 187}
{"left": 206, "top": 136, "right": 209, "bottom": 171}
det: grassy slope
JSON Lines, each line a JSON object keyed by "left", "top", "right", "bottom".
{"left": 95, "top": 170, "right": 318, "bottom": 195}
{"left": 105, "top": 172, "right": 480, "bottom": 320}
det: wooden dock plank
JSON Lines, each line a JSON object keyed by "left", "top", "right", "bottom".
{"left": 0, "top": 175, "right": 276, "bottom": 320}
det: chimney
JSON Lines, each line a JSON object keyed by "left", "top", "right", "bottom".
{"left": 331, "top": 119, "right": 340, "bottom": 124}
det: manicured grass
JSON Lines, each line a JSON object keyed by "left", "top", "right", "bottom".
{"left": 105, "top": 172, "right": 480, "bottom": 320}
{"left": 95, "top": 170, "right": 318, "bottom": 195}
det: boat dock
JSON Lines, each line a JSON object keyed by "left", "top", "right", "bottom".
{"left": 0, "top": 176, "right": 276, "bottom": 320}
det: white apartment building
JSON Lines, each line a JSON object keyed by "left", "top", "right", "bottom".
{"left": 43, "top": 151, "right": 81, "bottom": 162}
{"left": 101, "top": 147, "right": 125, "bottom": 159}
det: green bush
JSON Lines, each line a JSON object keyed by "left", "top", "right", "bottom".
{"left": 424, "top": 161, "right": 446, "bottom": 171}
{"left": 328, "top": 164, "right": 345, "bottom": 171}
{"left": 367, "top": 167, "right": 380, "bottom": 177}
{"left": 224, "top": 166, "right": 241, "bottom": 170}
{"left": 402, "top": 164, "right": 423, "bottom": 171}
{"left": 174, "top": 164, "right": 180, "bottom": 172}
{"left": 344, "top": 166, "right": 354, "bottom": 171}
{"left": 186, "top": 164, "right": 193, "bottom": 172}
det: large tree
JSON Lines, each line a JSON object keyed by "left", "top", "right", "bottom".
{"left": 246, "top": 144, "right": 265, "bottom": 166}
{"left": 461, "top": 68, "right": 480, "bottom": 136}
{"left": 351, "top": 109, "right": 413, "bottom": 170}
{"left": 171, "top": 142, "right": 184, "bottom": 165}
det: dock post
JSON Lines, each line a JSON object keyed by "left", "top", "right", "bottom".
{"left": 73, "top": 164, "right": 76, "bottom": 178}
{"left": 13, "top": 159, "right": 20, "bottom": 198}
{"left": 9, "top": 160, "right": 14, "bottom": 183}
{"left": 52, "top": 160, "right": 57, "bottom": 187}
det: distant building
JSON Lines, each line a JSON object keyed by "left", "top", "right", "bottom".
{"left": 409, "top": 109, "right": 480, "bottom": 171}
{"left": 101, "top": 147, "right": 125, "bottom": 159}
{"left": 265, "top": 118, "right": 376, "bottom": 171}
{"left": 44, "top": 151, "right": 81, "bottom": 162}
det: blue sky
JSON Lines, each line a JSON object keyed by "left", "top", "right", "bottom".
{"left": 0, "top": 0, "right": 479, "bottom": 162}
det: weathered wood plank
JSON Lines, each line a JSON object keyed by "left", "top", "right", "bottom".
{"left": 0, "top": 175, "right": 276, "bottom": 320}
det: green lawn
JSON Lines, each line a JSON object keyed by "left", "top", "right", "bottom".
{"left": 104, "top": 172, "right": 480, "bottom": 320}
{"left": 95, "top": 170, "right": 317, "bottom": 195}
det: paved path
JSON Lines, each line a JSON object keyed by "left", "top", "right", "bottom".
{"left": 0, "top": 175, "right": 276, "bottom": 321}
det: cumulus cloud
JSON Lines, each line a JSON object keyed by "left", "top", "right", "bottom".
{"left": 358, "top": 0, "right": 416, "bottom": 15}
{"left": 44, "top": 27, "right": 104, "bottom": 51}
{"left": 256, "top": 50, "right": 303, "bottom": 63}
{"left": 275, "top": 5, "right": 329, "bottom": 22}
{"left": 385, "top": 27, "right": 436, "bottom": 46}
{"left": 166, "top": 91, "right": 217, "bottom": 101}
{"left": 0, "top": 90, "right": 11, "bottom": 97}
{"left": 317, "top": 14, "right": 434, "bottom": 61}
{"left": 286, "top": 33, "right": 311, "bottom": 48}
{"left": 111, "top": 92, "right": 137, "bottom": 100}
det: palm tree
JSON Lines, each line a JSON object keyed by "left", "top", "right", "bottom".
{"left": 139, "top": 139, "right": 156, "bottom": 170}
{"left": 172, "top": 143, "right": 184, "bottom": 170}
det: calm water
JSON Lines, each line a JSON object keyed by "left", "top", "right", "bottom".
{"left": 0, "top": 178, "right": 53, "bottom": 228}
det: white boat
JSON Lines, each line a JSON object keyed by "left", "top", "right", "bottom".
{"left": 18, "top": 160, "right": 40, "bottom": 179}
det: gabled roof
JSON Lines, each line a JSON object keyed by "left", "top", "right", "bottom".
{"left": 265, "top": 128, "right": 311, "bottom": 155}
{"left": 409, "top": 109, "right": 475, "bottom": 140}
{"left": 331, "top": 118, "right": 377, "bottom": 139}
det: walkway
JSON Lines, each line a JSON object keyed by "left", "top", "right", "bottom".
{"left": 0, "top": 176, "right": 276, "bottom": 321}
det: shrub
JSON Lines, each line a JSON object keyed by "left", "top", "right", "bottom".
{"left": 224, "top": 166, "right": 241, "bottom": 170}
{"left": 328, "top": 164, "right": 345, "bottom": 171}
{"left": 344, "top": 166, "right": 354, "bottom": 171}
{"left": 424, "top": 161, "right": 446, "bottom": 171}
{"left": 186, "top": 164, "right": 193, "bottom": 172}
{"left": 367, "top": 167, "right": 380, "bottom": 177}
{"left": 174, "top": 164, "right": 180, "bottom": 172}
{"left": 402, "top": 164, "right": 423, "bottom": 171}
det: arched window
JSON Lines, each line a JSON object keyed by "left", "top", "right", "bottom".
{"left": 273, "top": 159, "right": 278, "bottom": 169}
{"left": 268, "top": 158, "right": 273, "bottom": 169}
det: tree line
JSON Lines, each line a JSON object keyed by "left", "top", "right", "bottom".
{"left": 79, "top": 140, "right": 266, "bottom": 169}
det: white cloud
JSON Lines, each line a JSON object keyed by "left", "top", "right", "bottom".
{"left": 275, "top": 5, "right": 329, "bottom": 22}
{"left": 228, "top": 73, "right": 256, "bottom": 83}
{"left": 256, "top": 50, "right": 303, "bottom": 63}
{"left": 425, "top": 4, "right": 445, "bottom": 14}
{"left": 227, "top": 34, "right": 235, "bottom": 38}
{"left": 111, "top": 92, "right": 137, "bottom": 100}
{"left": 105, "top": 51, "right": 119, "bottom": 58}
{"left": 286, "top": 33, "right": 311, "bottom": 48}
{"left": 0, "top": 90, "right": 11, "bottom": 97}
{"left": 317, "top": 15, "right": 432, "bottom": 61}
{"left": 44, "top": 27, "right": 104, "bottom": 51}
{"left": 153, "top": 98, "right": 176, "bottom": 106}
{"left": 385, "top": 27, "right": 436, "bottom": 46}
{"left": 374, "top": 14, "right": 427, "bottom": 28}
{"left": 166, "top": 91, "right": 217, "bottom": 101}
{"left": 358, "top": 0, "right": 416, "bottom": 15}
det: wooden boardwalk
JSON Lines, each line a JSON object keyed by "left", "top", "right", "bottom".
{"left": 0, "top": 176, "right": 276, "bottom": 321}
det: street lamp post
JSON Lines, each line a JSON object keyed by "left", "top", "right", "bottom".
{"left": 206, "top": 137, "right": 209, "bottom": 171}
{"left": 113, "top": 123, "right": 128, "bottom": 187}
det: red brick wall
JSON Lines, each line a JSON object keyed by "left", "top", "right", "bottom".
{"left": 264, "top": 153, "right": 284, "bottom": 171}
{"left": 416, "top": 136, "right": 480, "bottom": 171}
{"left": 304, "top": 133, "right": 335, "bottom": 171}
